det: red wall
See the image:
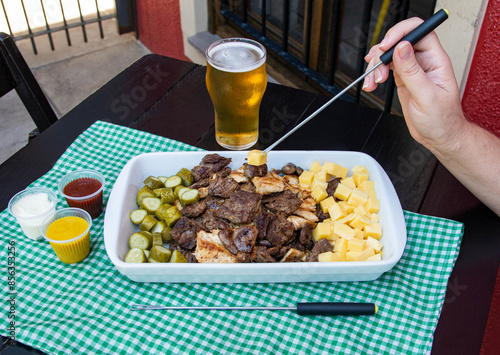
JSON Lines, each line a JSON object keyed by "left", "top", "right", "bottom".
{"left": 136, "top": 0, "right": 191, "bottom": 62}
{"left": 462, "top": 0, "right": 500, "bottom": 137}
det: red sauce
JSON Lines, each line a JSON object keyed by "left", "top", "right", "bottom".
{"left": 63, "top": 178, "right": 103, "bottom": 219}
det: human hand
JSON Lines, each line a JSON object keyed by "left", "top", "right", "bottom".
{"left": 362, "top": 18, "right": 468, "bottom": 153}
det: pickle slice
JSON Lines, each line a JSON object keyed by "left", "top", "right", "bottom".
{"left": 165, "top": 175, "right": 182, "bottom": 189}
{"left": 141, "top": 197, "right": 162, "bottom": 214}
{"left": 151, "top": 221, "right": 172, "bottom": 242}
{"left": 155, "top": 204, "right": 172, "bottom": 221}
{"left": 139, "top": 215, "right": 158, "bottom": 232}
{"left": 143, "top": 176, "right": 164, "bottom": 190}
{"left": 152, "top": 232, "right": 163, "bottom": 246}
{"left": 148, "top": 257, "right": 159, "bottom": 263}
{"left": 144, "top": 249, "right": 150, "bottom": 259}
{"left": 160, "top": 188, "right": 176, "bottom": 205}
{"left": 163, "top": 206, "right": 182, "bottom": 227}
{"left": 136, "top": 187, "right": 155, "bottom": 207}
{"left": 179, "top": 189, "right": 200, "bottom": 206}
{"left": 129, "top": 231, "right": 153, "bottom": 250}
{"left": 129, "top": 209, "right": 147, "bottom": 224}
{"left": 174, "top": 185, "right": 189, "bottom": 200}
{"left": 149, "top": 245, "right": 172, "bottom": 262}
{"left": 176, "top": 168, "right": 194, "bottom": 186}
{"left": 169, "top": 250, "right": 188, "bottom": 263}
{"left": 158, "top": 176, "right": 168, "bottom": 185}
{"left": 124, "top": 247, "right": 146, "bottom": 263}
{"left": 153, "top": 188, "right": 166, "bottom": 197}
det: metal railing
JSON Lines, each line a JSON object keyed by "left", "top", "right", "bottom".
{"left": 0, "top": 0, "right": 116, "bottom": 54}
{"left": 221, "top": 0, "right": 415, "bottom": 113}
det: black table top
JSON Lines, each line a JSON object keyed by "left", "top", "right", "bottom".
{"left": 1, "top": 54, "right": 498, "bottom": 355}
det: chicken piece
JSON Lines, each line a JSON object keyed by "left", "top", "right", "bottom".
{"left": 287, "top": 215, "right": 310, "bottom": 230}
{"left": 279, "top": 248, "right": 305, "bottom": 262}
{"left": 198, "top": 187, "right": 209, "bottom": 199}
{"left": 193, "top": 230, "right": 237, "bottom": 263}
{"left": 293, "top": 208, "right": 319, "bottom": 223}
{"left": 300, "top": 197, "right": 317, "bottom": 212}
{"left": 252, "top": 176, "right": 285, "bottom": 195}
{"left": 229, "top": 166, "right": 249, "bottom": 183}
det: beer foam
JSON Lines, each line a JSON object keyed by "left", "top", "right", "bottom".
{"left": 207, "top": 41, "right": 266, "bottom": 73}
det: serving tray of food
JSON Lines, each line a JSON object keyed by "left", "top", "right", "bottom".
{"left": 104, "top": 151, "right": 406, "bottom": 283}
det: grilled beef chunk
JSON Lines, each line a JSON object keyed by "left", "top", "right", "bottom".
{"left": 252, "top": 246, "right": 276, "bottom": 263}
{"left": 281, "top": 163, "right": 297, "bottom": 175}
{"left": 170, "top": 217, "right": 202, "bottom": 250}
{"left": 240, "top": 181, "right": 256, "bottom": 192}
{"left": 215, "top": 190, "right": 262, "bottom": 224}
{"left": 326, "top": 177, "right": 342, "bottom": 197}
{"left": 307, "top": 239, "right": 333, "bottom": 262}
{"left": 236, "top": 252, "right": 251, "bottom": 263}
{"left": 220, "top": 166, "right": 232, "bottom": 177}
{"left": 254, "top": 211, "right": 273, "bottom": 240}
{"left": 204, "top": 195, "right": 224, "bottom": 210}
{"left": 256, "top": 239, "right": 272, "bottom": 247}
{"left": 234, "top": 226, "right": 258, "bottom": 253}
{"left": 196, "top": 209, "right": 229, "bottom": 231}
{"left": 265, "top": 214, "right": 294, "bottom": 247}
{"left": 180, "top": 200, "right": 207, "bottom": 218}
{"left": 190, "top": 178, "right": 210, "bottom": 189}
{"left": 243, "top": 163, "right": 268, "bottom": 178}
{"left": 191, "top": 154, "right": 232, "bottom": 181}
{"left": 218, "top": 229, "right": 238, "bottom": 255}
{"left": 299, "top": 224, "right": 314, "bottom": 250}
{"left": 209, "top": 174, "right": 239, "bottom": 198}
{"left": 169, "top": 240, "right": 198, "bottom": 263}
{"left": 316, "top": 204, "right": 330, "bottom": 221}
{"left": 262, "top": 190, "right": 302, "bottom": 215}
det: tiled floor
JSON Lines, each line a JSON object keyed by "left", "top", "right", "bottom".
{"left": 0, "top": 18, "right": 150, "bottom": 164}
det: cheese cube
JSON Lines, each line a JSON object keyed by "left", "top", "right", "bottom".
{"left": 315, "top": 171, "right": 329, "bottom": 182}
{"left": 334, "top": 184, "right": 352, "bottom": 201}
{"left": 347, "top": 188, "right": 369, "bottom": 207}
{"left": 341, "top": 177, "right": 356, "bottom": 189}
{"left": 354, "top": 204, "right": 370, "bottom": 217}
{"left": 346, "top": 250, "right": 361, "bottom": 261}
{"left": 311, "top": 179, "right": 328, "bottom": 191}
{"left": 337, "top": 213, "right": 355, "bottom": 224}
{"left": 328, "top": 202, "right": 346, "bottom": 221}
{"left": 247, "top": 150, "right": 267, "bottom": 165}
{"left": 333, "top": 238, "right": 348, "bottom": 253}
{"left": 333, "top": 222, "right": 356, "bottom": 240}
{"left": 366, "top": 190, "right": 377, "bottom": 199}
{"left": 322, "top": 161, "right": 335, "bottom": 174}
{"left": 312, "top": 222, "right": 331, "bottom": 241}
{"left": 349, "top": 214, "right": 372, "bottom": 230}
{"left": 358, "top": 248, "right": 376, "bottom": 261}
{"left": 348, "top": 238, "right": 366, "bottom": 252}
{"left": 318, "top": 251, "right": 334, "bottom": 262}
{"left": 308, "top": 160, "right": 323, "bottom": 173}
{"left": 333, "top": 164, "right": 348, "bottom": 178}
{"left": 364, "top": 223, "right": 382, "bottom": 240}
{"left": 353, "top": 171, "right": 370, "bottom": 187}
{"left": 366, "top": 236, "right": 383, "bottom": 252}
{"left": 354, "top": 229, "right": 365, "bottom": 239}
{"left": 365, "top": 198, "right": 380, "bottom": 213}
{"left": 338, "top": 201, "right": 354, "bottom": 214}
{"left": 311, "top": 186, "right": 328, "bottom": 203}
{"left": 299, "top": 170, "right": 314, "bottom": 187}
{"left": 322, "top": 218, "right": 333, "bottom": 224}
{"left": 320, "top": 196, "right": 336, "bottom": 213}
{"left": 366, "top": 254, "right": 382, "bottom": 261}
{"left": 371, "top": 213, "right": 380, "bottom": 223}
{"left": 358, "top": 180, "right": 375, "bottom": 191}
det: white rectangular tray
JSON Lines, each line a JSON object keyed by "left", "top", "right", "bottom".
{"left": 104, "top": 151, "right": 406, "bottom": 283}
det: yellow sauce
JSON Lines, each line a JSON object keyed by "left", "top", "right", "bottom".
{"left": 46, "top": 216, "right": 90, "bottom": 264}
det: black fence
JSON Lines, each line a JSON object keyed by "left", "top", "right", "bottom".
{"left": 0, "top": 0, "right": 117, "bottom": 55}
{"left": 221, "top": 0, "right": 435, "bottom": 113}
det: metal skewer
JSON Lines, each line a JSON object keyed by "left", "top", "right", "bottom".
{"left": 131, "top": 302, "right": 378, "bottom": 316}
{"left": 262, "top": 9, "right": 449, "bottom": 156}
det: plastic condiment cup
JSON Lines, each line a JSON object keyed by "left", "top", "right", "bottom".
{"left": 58, "top": 169, "right": 105, "bottom": 219}
{"left": 41, "top": 208, "right": 92, "bottom": 264}
{"left": 8, "top": 187, "right": 57, "bottom": 241}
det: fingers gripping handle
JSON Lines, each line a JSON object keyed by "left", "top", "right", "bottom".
{"left": 379, "top": 9, "right": 449, "bottom": 65}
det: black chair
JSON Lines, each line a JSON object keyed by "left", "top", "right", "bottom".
{"left": 0, "top": 32, "right": 57, "bottom": 138}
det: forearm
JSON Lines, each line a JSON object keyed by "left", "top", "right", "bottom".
{"left": 428, "top": 120, "right": 500, "bottom": 216}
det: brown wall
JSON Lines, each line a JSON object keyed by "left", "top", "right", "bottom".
{"left": 136, "top": 0, "right": 191, "bottom": 62}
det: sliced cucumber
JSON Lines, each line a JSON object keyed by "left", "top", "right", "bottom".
{"left": 124, "top": 247, "right": 146, "bottom": 263}
{"left": 179, "top": 189, "right": 200, "bottom": 206}
{"left": 139, "top": 215, "right": 157, "bottom": 232}
{"left": 149, "top": 245, "right": 172, "bottom": 262}
{"left": 152, "top": 232, "right": 163, "bottom": 246}
{"left": 153, "top": 188, "right": 166, "bottom": 197}
{"left": 160, "top": 188, "right": 176, "bottom": 205}
{"left": 155, "top": 204, "right": 172, "bottom": 221}
{"left": 140, "top": 197, "right": 161, "bottom": 214}
{"left": 163, "top": 206, "right": 182, "bottom": 227}
{"left": 176, "top": 168, "right": 194, "bottom": 186}
{"left": 136, "top": 187, "right": 155, "bottom": 207}
{"left": 143, "top": 176, "right": 163, "bottom": 190}
{"left": 129, "top": 209, "right": 147, "bottom": 224}
{"left": 150, "top": 221, "right": 172, "bottom": 242}
{"left": 164, "top": 175, "right": 182, "bottom": 189}
{"left": 158, "top": 176, "right": 168, "bottom": 185}
{"left": 169, "top": 250, "right": 188, "bottom": 263}
{"left": 129, "top": 231, "right": 153, "bottom": 250}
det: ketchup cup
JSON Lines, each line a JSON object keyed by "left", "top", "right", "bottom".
{"left": 58, "top": 169, "right": 105, "bottom": 219}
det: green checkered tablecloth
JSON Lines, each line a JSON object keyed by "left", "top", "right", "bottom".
{"left": 1, "top": 121, "right": 464, "bottom": 354}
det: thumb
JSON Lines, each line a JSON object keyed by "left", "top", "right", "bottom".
{"left": 392, "top": 41, "right": 434, "bottom": 100}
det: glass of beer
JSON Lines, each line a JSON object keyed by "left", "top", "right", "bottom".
{"left": 206, "top": 38, "right": 267, "bottom": 150}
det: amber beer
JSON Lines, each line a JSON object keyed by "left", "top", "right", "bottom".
{"left": 206, "top": 38, "right": 267, "bottom": 150}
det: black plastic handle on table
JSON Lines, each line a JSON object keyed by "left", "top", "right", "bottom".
{"left": 296, "top": 302, "right": 376, "bottom": 316}
{"left": 379, "top": 9, "right": 449, "bottom": 65}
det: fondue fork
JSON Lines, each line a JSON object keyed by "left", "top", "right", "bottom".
{"left": 262, "top": 9, "right": 449, "bottom": 155}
